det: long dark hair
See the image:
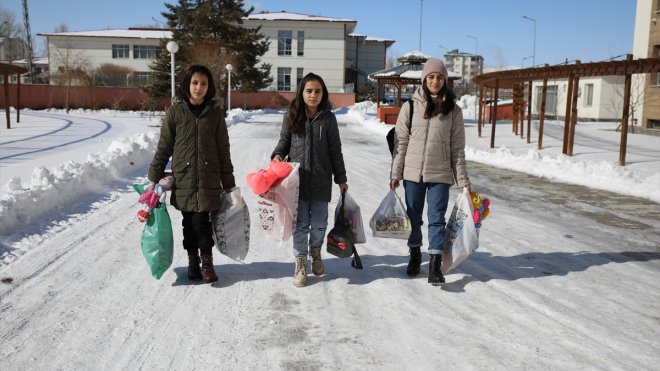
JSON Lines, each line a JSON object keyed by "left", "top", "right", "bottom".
{"left": 178, "top": 64, "right": 216, "bottom": 105}
{"left": 287, "top": 73, "right": 330, "bottom": 134}
{"left": 422, "top": 80, "right": 456, "bottom": 119}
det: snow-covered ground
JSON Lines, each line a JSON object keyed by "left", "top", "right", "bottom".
{"left": 0, "top": 102, "right": 658, "bottom": 369}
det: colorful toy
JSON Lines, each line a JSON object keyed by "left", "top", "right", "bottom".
{"left": 137, "top": 174, "right": 175, "bottom": 222}
{"left": 469, "top": 191, "right": 491, "bottom": 228}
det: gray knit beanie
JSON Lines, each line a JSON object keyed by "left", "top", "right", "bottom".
{"left": 421, "top": 58, "right": 448, "bottom": 83}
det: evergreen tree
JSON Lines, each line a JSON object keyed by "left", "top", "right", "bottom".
{"left": 142, "top": 0, "right": 272, "bottom": 106}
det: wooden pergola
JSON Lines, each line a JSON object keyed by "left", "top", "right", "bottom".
{"left": 472, "top": 55, "right": 660, "bottom": 165}
{"left": 1, "top": 62, "right": 29, "bottom": 129}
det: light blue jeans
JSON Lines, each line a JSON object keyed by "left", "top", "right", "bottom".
{"left": 403, "top": 179, "right": 450, "bottom": 255}
{"left": 292, "top": 200, "right": 329, "bottom": 258}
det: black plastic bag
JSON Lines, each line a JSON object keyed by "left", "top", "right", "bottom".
{"left": 326, "top": 191, "right": 362, "bottom": 269}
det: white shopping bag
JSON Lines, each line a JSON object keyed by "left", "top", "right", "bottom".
{"left": 441, "top": 188, "right": 479, "bottom": 273}
{"left": 211, "top": 187, "right": 250, "bottom": 263}
{"left": 369, "top": 190, "right": 411, "bottom": 239}
{"left": 256, "top": 162, "right": 300, "bottom": 241}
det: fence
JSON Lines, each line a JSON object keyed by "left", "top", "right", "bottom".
{"left": 0, "top": 84, "right": 355, "bottom": 111}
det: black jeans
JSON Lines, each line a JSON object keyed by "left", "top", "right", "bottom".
{"left": 181, "top": 211, "right": 214, "bottom": 255}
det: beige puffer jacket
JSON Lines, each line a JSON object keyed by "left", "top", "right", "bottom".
{"left": 390, "top": 87, "right": 470, "bottom": 187}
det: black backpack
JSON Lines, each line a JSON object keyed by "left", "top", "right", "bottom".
{"left": 326, "top": 191, "right": 363, "bottom": 269}
{"left": 386, "top": 101, "right": 414, "bottom": 158}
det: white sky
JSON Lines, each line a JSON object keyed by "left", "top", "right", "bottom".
{"left": 0, "top": 103, "right": 658, "bottom": 369}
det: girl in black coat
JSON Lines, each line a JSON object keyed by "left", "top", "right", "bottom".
{"left": 271, "top": 73, "right": 348, "bottom": 287}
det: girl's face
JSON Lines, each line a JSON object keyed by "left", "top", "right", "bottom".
{"left": 302, "top": 80, "right": 323, "bottom": 111}
{"left": 425, "top": 73, "right": 445, "bottom": 95}
{"left": 189, "top": 72, "right": 209, "bottom": 105}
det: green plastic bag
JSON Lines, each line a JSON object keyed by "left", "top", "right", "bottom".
{"left": 133, "top": 183, "right": 174, "bottom": 279}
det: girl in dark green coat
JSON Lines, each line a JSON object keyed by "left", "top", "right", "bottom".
{"left": 149, "top": 65, "right": 236, "bottom": 283}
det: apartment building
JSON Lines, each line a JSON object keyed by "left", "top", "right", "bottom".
{"left": 37, "top": 11, "right": 393, "bottom": 93}
{"left": 633, "top": 0, "right": 660, "bottom": 129}
{"left": 443, "top": 49, "right": 483, "bottom": 88}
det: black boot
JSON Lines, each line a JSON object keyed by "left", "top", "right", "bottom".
{"left": 428, "top": 254, "right": 445, "bottom": 285}
{"left": 187, "top": 251, "right": 203, "bottom": 281}
{"left": 406, "top": 246, "right": 422, "bottom": 276}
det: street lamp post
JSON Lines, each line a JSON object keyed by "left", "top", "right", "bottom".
{"left": 438, "top": 44, "right": 448, "bottom": 59}
{"left": 419, "top": 0, "right": 424, "bottom": 51}
{"left": 226, "top": 63, "right": 234, "bottom": 112}
{"left": 522, "top": 15, "right": 536, "bottom": 68}
{"left": 522, "top": 56, "right": 533, "bottom": 68}
{"left": 166, "top": 41, "right": 179, "bottom": 100}
{"left": 466, "top": 35, "right": 478, "bottom": 56}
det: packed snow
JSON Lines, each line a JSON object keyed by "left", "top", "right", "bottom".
{"left": 0, "top": 101, "right": 658, "bottom": 369}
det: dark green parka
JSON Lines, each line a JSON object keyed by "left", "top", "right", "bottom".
{"left": 148, "top": 100, "right": 235, "bottom": 212}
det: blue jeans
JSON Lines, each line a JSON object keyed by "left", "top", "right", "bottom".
{"left": 292, "top": 200, "right": 329, "bottom": 258}
{"left": 403, "top": 179, "right": 450, "bottom": 255}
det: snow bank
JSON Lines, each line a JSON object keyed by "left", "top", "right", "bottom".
{"left": 0, "top": 132, "right": 159, "bottom": 235}
{"left": 466, "top": 146, "right": 660, "bottom": 203}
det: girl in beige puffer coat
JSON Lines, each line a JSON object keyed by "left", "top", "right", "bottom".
{"left": 390, "top": 59, "right": 472, "bottom": 285}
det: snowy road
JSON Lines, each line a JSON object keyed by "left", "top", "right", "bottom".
{"left": 0, "top": 112, "right": 658, "bottom": 370}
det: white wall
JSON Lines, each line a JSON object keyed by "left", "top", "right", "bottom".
{"left": 245, "top": 19, "right": 347, "bottom": 92}
{"left": 531, "top": 76, "right": 624, "bottom": 121}
{"left": 632, "top": 0, "right": 653, "bottom": 125}
{"left": 47, "top": 35, "right": 162, "bottom": 84}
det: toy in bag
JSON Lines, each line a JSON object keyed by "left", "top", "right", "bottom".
{"left": 334, "top": 191, "right": 366, "bottom": 244}
{"left": 369, "top": 190, "right": 411, "bottom": 239}
{"left": 210, "top": 187, "right": 250, "bottom": 263}
{"left": 137, "top": 174, "right": 175, "bottom": 222}
{"left": 441, "top": 188, "right": 492, "bottom": 274}
{"left": 327, "top": 191, "right": 363, "bottom": 269}
{"left": 254, "top": 162, "right": 300, "bottom": 241}
{"left": 246, "top": 160, "right": 293, "bottom": 195}
{"left": 132, "top": 181, "right": 174, "bottom": 279}
{"left": 470, "top": 191, "right": 491, "bottom": 228}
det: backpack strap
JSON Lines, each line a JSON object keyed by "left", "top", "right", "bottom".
{"left": 407, "top": 100, "right": 414, "bottom": 132}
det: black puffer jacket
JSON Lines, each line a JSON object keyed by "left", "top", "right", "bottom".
{"left": 148, "top": 100, "right": 235, "bottom": 212}
{"left": 272, "top": 109, "right": 347, "bottom": 202}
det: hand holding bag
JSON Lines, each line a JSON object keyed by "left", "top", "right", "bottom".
{"left": 441, "top": 188, "right": 480, "bottom": 274}
{"left": 369, "top": 190, "right": 411, "bottom": 239}
{"left": 256, "top": 162, "right": 300, "bottom": 241}
{"left": 327, "top": 191, "right": 363, "bottom": 269}
{"left": 211, "top": 187, "right": 250, "bottom": 263}
{"left": 133, "top": 182, "right": 174, "bottom": 279}
{"left": 334, "top": 190, "right": 367, "bottom": 244}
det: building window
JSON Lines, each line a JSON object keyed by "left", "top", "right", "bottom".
{"left": 653, "top": 46, "right": 660, "bottom": 86}
{"left": 583, "top": 83, "right": 594, "bottom": 107}
{"left": 297, "top": 31, "right": 305, "bottom": 56}
{"left": 136, "top": 72, "right": 150, "bottom": 85}
{"left": 535, "top": 85, "right": 558, "bottom": 114}
{"left": 112, "top": 44, "right": 129, "bottom": 58}
{"left": 133, "top": 45, "right": 161, "bottom": 59}
{"left": 277, "top": 67, "right": 292, "bottom": 91}
{"left": 296, "top": 68, "right": 304, "bottom": 88}
{"left": 278, "top": 31, "right": 292, "bottom": 56}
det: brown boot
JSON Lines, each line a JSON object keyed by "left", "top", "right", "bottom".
{"left": 200, "top": 253, "right": 218, "bottom": 283}
{"left": 309, "top": 247, "right": 324, "bottom": 276}
{"left": 187, "top": 251, "right": 203, "bottom": 281}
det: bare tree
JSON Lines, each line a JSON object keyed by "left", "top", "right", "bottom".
{"left": 50, "top": 43, "right": 91, "bottom": 112}
{"left": 0, "top": 7, "right": 27, "bottom": 61}
{"left": 608, "top": 74, "right": 658, "bottom": 132}
{"left": 94, "top": 63, "right": 135, "bottom": 87}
